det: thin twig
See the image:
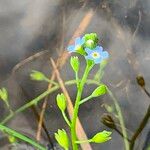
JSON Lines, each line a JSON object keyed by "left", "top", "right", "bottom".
{"left": 114, "top": 127, "right": 131, "bottom": 142}
{"left": 12, "top": 50, "right": 49, "bottom": 75}
{"left": 36, "top": 77, "right": 55, "bottom": 143}
{"left": 132, "top": 10, "right": 142, "bottom": 40}
{"left": 130, "top": 105, "right": 150, "bottom": 150}
{"left": 17, "top": 84, "right": 54, "bottom": 146}
{"left": 129, "top": 77, "right": 150, "bottom": 150}
{"left": 50, "top": 58, "right": 92, "bottom": 150}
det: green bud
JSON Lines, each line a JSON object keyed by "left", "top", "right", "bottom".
{"left": 102, "top": 103, "right": 114, "bottom": 113}
{"left": 70, "top": 56, "right": 79, "bottom": 72}
{"left": 0, "top": 88, "right": 8, "bottom": 102}
{"left": 91, "top": 130, "right": 112, "bottom": 143}
{"left": 85, "top": 39, "right": 95, "bottom": 49}
{"left": 55, "top": 129, "right": 69, "bottom": 150}
{"left": 56, "top": 93, "right": 67, "bottom": 111}
{"left": 8, "top": 136, "right": 17, "bottom": 143}
{"left": 30, "top": 70, "right": 47, "bottom": 81}
{"left": 83, "top": 33, "right": 98, "bottom": 49}
{"left": 91, "top": 84, "right": 107, "bottom": 97}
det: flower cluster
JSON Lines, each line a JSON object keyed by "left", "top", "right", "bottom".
{"left": 67, "top": 33, "right": 109, "bottom": 64}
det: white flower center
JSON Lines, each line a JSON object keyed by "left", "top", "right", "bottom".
{"left": 92, "top": 52, "right": 100, "bottom": 58}
{"left": 87, "top": 39, "right": 94, "bottom": 45}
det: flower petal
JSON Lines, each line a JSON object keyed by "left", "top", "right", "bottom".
{"left": 95, "top": 46, "right": 103, "bottom": 52}
{"left": 75, "top": 37, "right": 81, "bottom": 45}
{"left": 67, "top": 45, "right": 75, "bottom": 52}
{"left": 80, "top": 38, "right": 85, "bottom": 45}
{"left": 102, "top": 51, "right": 109, "bottom": 59}
{"left": 95, "top": 58, "right": 102, "bottom": 64}
{"left": 85, "top": 48, "right": 93, "bottom": 54}
{"left": 85, "top": 55, "right": 93, "bottom": 60}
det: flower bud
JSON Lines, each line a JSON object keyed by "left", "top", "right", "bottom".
{"left": 56, "top": 93, "right": 67, "bottom": 112}
{"left": 8, "top": 136, "right": 17, "bottom": 143}
{"left": 70, "top": 56, "right": 79, "bottom": 72}
{"left": 83, "top": 33, "right": 98, "bottom": 49}
{"left": 55, "top": 129, "right": 69, "bottom": 150}
{"left": 136, "top": 75, "right": 145, "bottom": 87}
{"left": 85, "top": 39, "right": 95, "bottom": 49}
{"left": 91, "top": 84, "right": 107, "bottom": 97}
{"left": 91, "top": 130, "right": 112, "bottom": 143}
{"left": 102, "top": 103, "right": 114, "bottom": 113}
{"left": 101, "top": 114, "right": 116, "bottom": 129}
{"left": 0, "top": 88, "right": 8, "bottom": 102}
{"left": 30, "top": 70, "right": 47, "bottom": 81}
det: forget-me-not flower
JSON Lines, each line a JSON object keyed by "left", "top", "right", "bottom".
{"left": 67, "top": 37, "right": 85, "bottom": 54}
{"left": 85, "top": 46, "right": 109, "bottom": 64}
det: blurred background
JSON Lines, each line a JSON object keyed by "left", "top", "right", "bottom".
{"left": 0, "top": 0, "right": 150, "bottom": 149}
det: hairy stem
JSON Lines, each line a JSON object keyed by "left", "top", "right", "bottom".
{"left": 71, "top": 62, "right": 93, "bottom": 150}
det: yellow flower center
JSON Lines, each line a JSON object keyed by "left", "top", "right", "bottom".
{"left": 92, "top": 52, "right": 100, "bottom": 58}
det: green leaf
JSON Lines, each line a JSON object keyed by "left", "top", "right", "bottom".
{"left": 91, "top": 84, "right": 107, "bottom": 97}
{"left": 0, "top": 124, "right": 46, "bottom": 150}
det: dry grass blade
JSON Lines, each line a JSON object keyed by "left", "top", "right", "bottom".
{"left": 50, "top": 58, "right": 92, "bottom": 150}
{"left": 12, "top": 50, "right": 49, "bottom": 75}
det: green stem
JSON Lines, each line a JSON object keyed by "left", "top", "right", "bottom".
{"left": 1, "top": 86, "right": 59, "bottom": 125}
{"left": 75, "top": 139, "right": 93, "bottom": 144}
{"left": 79, "top": 95, "right": 93, "bottom": 105}
{"left": 71, "top": 61, "right": 94, "bottom": 150}
{"left": 75, "top": 72, "right": 80, "bottom": 88}
{"left": 5, "top": 102, "right": 14, "bottom": 115}
{"left": 1, "top": 79, "right": 98, "bottom": 125}
{"left": 62, "top": 111, "right": 71, "bottom": 127}
{"left": 44, "top": 78, "right": 58, "bottom": 86}
{"left": 107, "top": 88, "right": 130, "bottom": 150}
{"left": 0, "top": 124, "right": 46, "bottom": 150}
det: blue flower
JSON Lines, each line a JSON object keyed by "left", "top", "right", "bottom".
{"left": 85, "top": 46, "right": 109, "bottom": 64}
{"left": 67, "top": 37, "right": 84, "bottom": 53}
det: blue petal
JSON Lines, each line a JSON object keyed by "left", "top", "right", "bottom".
{"left": 85, "top": 55, "right": 94, "bottom": 60}
{"left": 67, "top": 45, "right": 75, "bottom": 52}
{"left": 75, "top": 37, "right": 82, "bottom": 45}
{"left": 102, "top": 51, "right": 109, "bottom": 58}
{"left": 95, "top": 58, "right": 102, "bottom": 64}
{"left": 95, "top": 46, "right": 103, "bottom": 52}
{"left": 80, "top": 38, "right": 85, "bottom": 45}
{"left": 85, "top": 48, "right": 93, "bottom": 54}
